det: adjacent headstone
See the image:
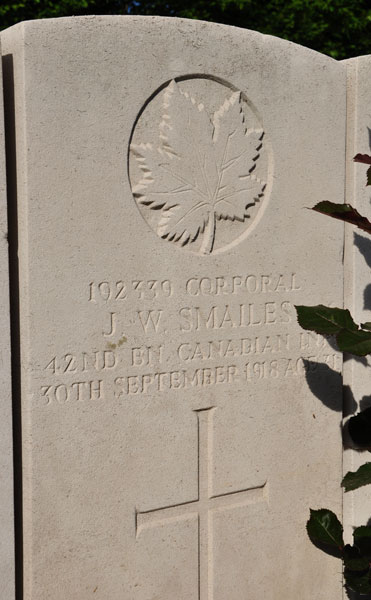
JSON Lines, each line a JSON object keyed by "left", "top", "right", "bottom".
{"left": 343, "top": 56, "right": 371, "bottom": 537}
{"left": 0, "top": 39, "right": 15, "bottom": 600}
{"left": 1, "top": 17, "right": 346, "bottom": 599}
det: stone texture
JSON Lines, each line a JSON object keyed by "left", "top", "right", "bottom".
{"left": 0, "top": 39, "right": 15, "bottom": 600}
{"left": 1, "top": 17, "right": 346, "bottom": 600}
{"left": 343, "top": 55, "right": 371, "bottom": 538}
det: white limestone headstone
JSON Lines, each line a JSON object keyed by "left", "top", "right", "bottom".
{"left": 1, "top": 17, "right": 346, "bottom": 600}
{"left": 0, "top": 39, "right": 15, "bottom": 600}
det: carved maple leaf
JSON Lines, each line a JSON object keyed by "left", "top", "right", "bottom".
{"left": 131, "top": 80, "right": 265, "bottom": 254}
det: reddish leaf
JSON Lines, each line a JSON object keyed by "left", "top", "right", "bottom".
{"left": 312, "top": 201, "right": 371, "bottom": 234}
{"left": 354, "top": 154, "right": 371, "bottom": 165}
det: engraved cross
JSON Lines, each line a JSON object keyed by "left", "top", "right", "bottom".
{"left": 136, "top": 408, "right": 268, "bottom": 600}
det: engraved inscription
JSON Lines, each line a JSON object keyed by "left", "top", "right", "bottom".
{"left": 88, "top": 279, "right": 173, "bottom": 303}
{"left": 41, "top": 380, "right": 104, "bottom": 406}
{"left": 185, "top": 273, "right": 301, "bottom": 296}
{"left": 103, "top": 312, "right": 117, "bottom": 337}
{"left": 86, "top": 274, "right": 300, "bottom": 304}
{"left": 129, "top": 77, "right": 271, "bottom": 254}
{"left": 37, "top": 272, "right": 341, "bottom": 406}
{"left": 178, "top": 302, "right": 292, "bottom": 331}
{"left": 136, "top": 408, "right": 268, "bottom": 599}
{"left": 137, "top": 310, "right": 164, "bottom": 333}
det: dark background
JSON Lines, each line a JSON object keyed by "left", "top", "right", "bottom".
{"left": 0, "top": 0, "right": 370, "bottom": 59}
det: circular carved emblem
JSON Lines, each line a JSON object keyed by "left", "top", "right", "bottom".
{"left": 129, "top": 76, "right": 271, "bottom": 255}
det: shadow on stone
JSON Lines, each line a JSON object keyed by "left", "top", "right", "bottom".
{"left": 343, "top": 403, "right": 371, "bottom": 451}
{"left": 303, "top": 360, "right": 342, "bottom": 412}
{"left": 343, "top": 418, "right": 366, "bottom": 451}
{"left": 343, "top": 384, "right": 358, "bottom": 418}
{"left": 325, "top": 334, "right": 340, "bottom": 352}
{"left": 364, "top": 284, "right": 371, "bottom": 311}
{"left": 360, "top": 396, "right": 371, "bottom": 412}
{"left": 344, "top": 353, "right": 369, "bottom": 366}
{"left": 354, "top": 233, "right": 371, "bottom": 270}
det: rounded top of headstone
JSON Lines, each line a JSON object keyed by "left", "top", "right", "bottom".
{"left": 1, "top": 15, "right": 341, "bottom": 66}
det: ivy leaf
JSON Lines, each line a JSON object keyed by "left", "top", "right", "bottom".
{"left": 354, "top": 527, "right": 371, "bottom": 559}
{"left": 348, "top": 408, "right": 371, "bottom": 448}
{"left": 337, "top": 327, "right": 371, "bottom": 356}
{"left": 342, "top": 464, "right": 371, "bottom": 492}
{"left": 312, "top": 201, "right": 371, "bottom": 234}
{"left": 345, "top": 558, "right": 370, "bottom": 573}
{"left": 345, "top": 572, "right": 371, "bottom": 595}
{"left": 343, "top": 544, "right": 370, "bottom": 572}
{"left": 295, "top": 305, "right": 371, "bottom": 356}
{"left": 295, "top": 305, "right": 357, "bottom": 335}
{"left": 131, "top": 80, "right": 266, "bottom": 254}
{"left": 306, "top": 509, "right": 344, "bottom": 557}
{"left": 354, "top": 154, "right": 371, "bottom": 165}
{"left": 362, "top": 322, "right": 371, "bottom": 331}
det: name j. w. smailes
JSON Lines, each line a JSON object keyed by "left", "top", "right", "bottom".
{"left": 178, "top": 301, "right": 292, "bottom": 332}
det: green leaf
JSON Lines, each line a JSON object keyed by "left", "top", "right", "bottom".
{"left": 337, "top": 327, "right": 371, "bottom": 356}
{"left": 345, "top": 571, "right": 371, "bottom": 595}
{"left": 348, "top": 408, "right": 371, "bottom": 448}
{"left": 295, "top": 305, "right": 357, "bottom": 335}
{"left": 342, "top": 464, "right": 371, "bottom": 492}
{"left": 361, "top": 322, "right": 371, "bottom": 331}
{"left": 343, "top": 544, "right": 369, "bottom": 572}
{"left": 345, "top": 557, "right": 370, "bottom": 572}
{"left": 354, "top": 527, "right": 371, "bottom": 559}
{"left": 312, "top": 201, "right": 371, "bottom": 234}
{"left": 306, "top": 509, "right": 343, "bottom": 556}
{"left": 296, "top": 305, "right": 371, "bottom": 356}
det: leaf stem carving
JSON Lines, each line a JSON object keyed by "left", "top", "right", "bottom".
{"left": 201, "top": 211, "right": 216, "bottom": 255}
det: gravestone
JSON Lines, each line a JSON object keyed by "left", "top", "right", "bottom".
{"left": 0, "top": 39, "right": 15, "bottom": 600}
{"left": 343, "top": 56, "right": 371, "bottom": 538}
{"left": 1, "top": 16, "right": 347, "bottom": 599}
